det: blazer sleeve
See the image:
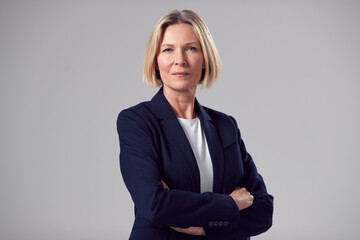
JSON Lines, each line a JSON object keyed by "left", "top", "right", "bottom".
{"left": 204, "top": 116, "right": 274, "bottom": 239}
{"left": 117, "top": 109, "right": 240, "bottom": 230}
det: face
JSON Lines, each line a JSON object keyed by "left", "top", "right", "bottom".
{"left": 156, "top": 23, "right": 204, "bottom": 94}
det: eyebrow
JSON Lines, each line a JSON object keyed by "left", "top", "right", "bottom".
{"left": 160, "top": 42, "right": 200, "bottom": 48}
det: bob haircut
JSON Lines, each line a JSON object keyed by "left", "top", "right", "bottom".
{"left": 143, "top": 9, "right": 221, "bottom": 88}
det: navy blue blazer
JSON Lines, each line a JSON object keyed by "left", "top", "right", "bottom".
{"left": 117, "top": 88, "right": 273, "bottom": 240}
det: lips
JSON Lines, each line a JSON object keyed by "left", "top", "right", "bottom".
{"left": 171, "top": 72, "right": 190, "bottom": 76}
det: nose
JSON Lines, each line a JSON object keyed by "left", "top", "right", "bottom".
{"left": 174, "top": 49, "right": 186, "bottom": 66}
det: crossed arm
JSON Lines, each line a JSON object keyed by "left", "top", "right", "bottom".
{"left": 162, "top": 181, "right": 255, "bottom": 236}
{"left": 117, "top": 110, "right": 273, "bottom": 239}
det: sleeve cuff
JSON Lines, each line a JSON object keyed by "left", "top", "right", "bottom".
{"left": 203, "top": 194, "right": 240, "bottom": 238}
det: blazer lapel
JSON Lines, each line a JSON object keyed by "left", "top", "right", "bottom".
{"left": 150, "top": 88, "right": 201, "bottom": 193}
{"left": 196, "top": 100, "right": 225, "bottom": 194}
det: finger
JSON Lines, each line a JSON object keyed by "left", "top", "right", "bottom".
{"left": 161, "top": 180, "right": 170, "bottom": 189}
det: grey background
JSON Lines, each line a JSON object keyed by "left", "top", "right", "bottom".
{"left": 1, "top": 0, "right": 359, "bottom": 239}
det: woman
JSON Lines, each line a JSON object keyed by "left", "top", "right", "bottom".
{"left": 117, "top": 9, "right": 273, "bottom": 240}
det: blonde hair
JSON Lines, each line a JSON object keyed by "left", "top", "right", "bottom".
{"left": 143, "top": 9, "right": 221, "bottom": 88}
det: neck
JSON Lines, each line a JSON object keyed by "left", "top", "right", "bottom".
{"left": 163, "top": 86, "right": 196, "bottom": 119}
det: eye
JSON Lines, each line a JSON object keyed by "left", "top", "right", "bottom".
{"left": 188, "top": 46, "right": 197, "bottom": 51}
{"left": 162, "top": 48, "right": 172, "bottom": 53}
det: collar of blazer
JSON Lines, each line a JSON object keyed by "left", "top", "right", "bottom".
{"left": 149, "top": 87, "right": 225, "bottom": 193}
{"left": 149, "top": 86, "right": 212, "bottom": 122}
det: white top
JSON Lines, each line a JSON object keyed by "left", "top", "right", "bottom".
{"left": 177, "top": 117, "right": 214, "bottom": 193}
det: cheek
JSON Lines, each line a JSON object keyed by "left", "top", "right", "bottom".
{"left": 192, "top": 55, "right": 204, "bottom": 70}
{"left": 157, "top": 56, "right": 171, "bottom": 72}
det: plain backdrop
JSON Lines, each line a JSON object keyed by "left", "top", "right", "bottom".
{"left": 1, "top": 0, "right": 359, "bottom": 239}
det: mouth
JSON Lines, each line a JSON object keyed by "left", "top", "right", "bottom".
{"left": 171, "top": 72, "right": 190, "bottom": 77}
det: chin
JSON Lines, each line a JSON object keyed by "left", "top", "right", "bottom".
{"left": 170, "top": 82, "right": 198, "bottom": 92}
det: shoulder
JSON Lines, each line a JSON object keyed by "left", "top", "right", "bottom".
{"left": 202, "top": 106, "right": 238, "bottom": 129}
{"left": 200, "top": 105, "right": 242, "bottom": 143}
{"left": 117, "top": 100, "right": 155, "bottom": 123}
{"left": 116, "top": 101, "right": 156, "bottom": 134}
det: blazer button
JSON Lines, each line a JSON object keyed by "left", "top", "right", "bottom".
{"left": 208, "top": 221, "right": 214, "bottom": 227}
{"left": 218, "top": 221, "right": 223, "bottom": 227}
{"left": 223, "top": 221, "right": 229, "bottom": 227}
{"left": 213, "top": 221, "right": 218, "bottom": 227}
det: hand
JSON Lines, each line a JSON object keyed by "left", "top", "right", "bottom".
{"left": 171, "top": 226, "right": 206, "bottom": 236}
{"left": 229, "top": 187, "right": 254, "bottom": 211}
{"left": 161, "top": 180, "right": 170, "bottom": 190}
{"left": 162, "top": 181, "right": 206, "bottom": 236}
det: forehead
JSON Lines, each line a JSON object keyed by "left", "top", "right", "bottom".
{"left": 161, "top": 23, "right": 200, "bottom": 44}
